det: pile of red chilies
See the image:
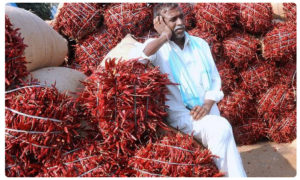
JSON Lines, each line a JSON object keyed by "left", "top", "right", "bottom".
{"left": 262, "top": 22, "right": 296, "bottom": 63}
{"left": 74, "top": 28, "right": 120, "bottom": 75}
{"left": 77, "top": 58, "right": 172, "bottom": 159}
{"left": 5, "top": 85, "right": 81, "bottom": 176}
{"left": 104, "top": 3, "right": 153, "bottom": 38}
{"left": 129, "top": 131, "right": 224, "bottom": 177}
{"left": 54, "top": 3, "right": 103, "bottom": 40}
{"left": 218, "top": 89, "right": 257, "bottom": 126}
{"left": 236, "top": 3, "right": 273, "bottom": 34}
{"left": 222, "top": 32, "right": 259, "bottom": 70}
{"left": 39, "top": 139, "right": 134, "bottom": 177}
{"left": 216, "top": 61, "right": 238, "bottom": 95}
{"left": 179, "top": 3, "right": 196, "bottom": 30}
{"left": 267, "top": 109, "right": 296, "bottom": 143}
{"left": 283, "top": 3, "right": 296, "bottom": 23}
{"left": 193, "top": 3, "right": 237, "bottom": 38}
{"left": 232, "top": 118, "right": 268, "bottom": 145}
{"left": 5, "top": 15, "right": 28, "bottom": 90}
{"left": 240, "top": 62, "right": 276, "bottom": 96}
{"left": 257, "top": 84, "right": 296, "bottom": 143}
{"left": 257, "top": 84, "right": 295, "bottom": 119}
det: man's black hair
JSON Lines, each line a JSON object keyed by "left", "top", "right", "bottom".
{"left": 153, "top": 3, "right": 180, "bottom": 19}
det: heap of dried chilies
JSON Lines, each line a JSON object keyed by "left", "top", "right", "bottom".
{"left": 74, "top": 28, "right": 120, "bottom": 75}
{"left": 5, "top": 85, "right": 81, "bottom": 176}
{"left": 218, "top": 89, "right": 257, "bottom": 126}
{"left": 215, "top": 61, "right": 238, "bottom": 95}
{"left": 222, "top": 32, "right": 259, "bottom": 70}
{"left": 232, "top": 118, "right": 268, "bottom": 145}
{"left": 237, "top": 3, "right": 273, "bottom": 34}
{"left": 283, "top": 3, "right": 296, "bottom": 23}
{"left": 129, "top": 131, "right": 224, "bottom": 177}
{"left": 193, "top": 3, "right": 237, "bottom": 38}
{"left": 240, "top": 62, "right": 276, "bottom": 96}
{"left": 5, "top": 15, "right": 28, "bottom": 90}
{"left": 38, "top": 139, "right": 134, "bottom": 177}
{"left": 262, "top": 22, "right": 296, "bottom": 63}
{"left": 77, "top": 58, "right": 173, "bottom": 159}
{"left": 104, "top": 3, "right": 153, "bottom": 38}
{"left": 54, "top": 3, "right": 103, "bottom": 40}
{"left": 179, "top": 3, "right": 196, "bottom": 30}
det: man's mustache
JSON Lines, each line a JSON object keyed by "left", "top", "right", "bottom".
{"left": 174, "top": 25, "right": 185, "bottom": 31}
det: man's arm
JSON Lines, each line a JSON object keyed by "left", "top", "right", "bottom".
{"left": 143, "top": 16, "right": 172, "bottom": 57}
{"left": 190, "top": 40, "right": 223, "bottom": 121}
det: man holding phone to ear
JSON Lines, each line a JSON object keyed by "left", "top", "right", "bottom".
{"left": 140, "top": 3, "right": 246, "bottom": 177}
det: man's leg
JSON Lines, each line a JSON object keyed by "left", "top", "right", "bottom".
{"left": 192, "top": 115, "right": 247, "bottom": 177}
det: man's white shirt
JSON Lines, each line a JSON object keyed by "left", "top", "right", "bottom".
{"left": 139, "top": 32, "right": 224, "bottom": 114}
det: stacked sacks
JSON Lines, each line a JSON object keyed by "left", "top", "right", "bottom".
{"left": 232, "top": 118, "right": 268, "bottom": 145}
{"left": 216, "top": 61, "right": 238, "bottom": 95}
{"left": 74, "top": 28, "right": 121, "bottom": 75}
{"left": 267, "top": 109, "right": 296, "bottom": 143}
{"left": 257, "top": 84, "right": 296, "bottom": 143}
{"left": 104, "top": 3, "right": 153, "bottom": 38}
{"left": 5, "top": 85, "right": 81, "bottom": 176}
{"left": 129, "top": 131, "right": 223, "bottom": 177}
{"left": 54, "top": 3, "right": 103, "bottom": 40}
{"left": 240, "top": 61, "right": 276, "bottom": 96}
{"left": 276, "top": 61, "right": 296, "bottom": 89}
{"left": 257, "top": 84, "right": 295, "bottom": 121}
{"left": 5, "top": 15, "right": 28, "bottom": 89}
{"left": 5, "top": 6, "right": 68, "bottom": 85}
{"left": 217, "top": 89, "right": 268, "bottom": 145}
{"left": 283, "top": 3, "right": 296, "bottom": 23}
{"left": 222, "top": 32, "right": 260, "bottom": 70}
{"left": 236, "top": 3, "right": 273, "bottom": 34}
{"left": 77, "top": 59, "right": 172, "bottom": 158}
{"left": 262, "top": 22, "right": 296, "bottom": 63}
{"left": 217, "top": 89, "right": 256, "bottom": 126}
{"left": 193, "top": 3, "right": 237, "bottom": 38}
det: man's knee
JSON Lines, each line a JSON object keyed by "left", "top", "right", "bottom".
{"left": 211, "top": 116, "right": 233, "bottom": 142}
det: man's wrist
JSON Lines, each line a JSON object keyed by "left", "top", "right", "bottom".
{"left": 203, "top": 100, "right": 215, "bottom": 112}
{"left": 159, "top": 32, "right": 170, "bottom": 42}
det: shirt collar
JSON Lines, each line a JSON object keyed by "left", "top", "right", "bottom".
{"left": 169, "top": 31, "right": 190, "bottom": 49}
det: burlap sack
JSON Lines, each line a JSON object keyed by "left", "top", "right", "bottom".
{"left": 101, "top": 34, "right": 143, "bottom": 66}
{"left": 271, "top": 3, "right": 286, "bottom": 20}
{"left": 24, "top": 67, "right": 87, "bottom": 98}
{"left": 5, "top": 6, "right": 68, "bottom": 72}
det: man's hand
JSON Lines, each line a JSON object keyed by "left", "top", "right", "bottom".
{"left": 153, "top": 16, "right": 172, "bottom": 40}
{"left": 190, "top": 100, "right": 215, "bottom": 120}
{"left": 190, "top": 105, "right": 209, "bottom": 120}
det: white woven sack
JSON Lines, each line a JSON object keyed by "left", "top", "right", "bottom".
{"left": 5, "top": 6, "right": 68, "bottom": 72}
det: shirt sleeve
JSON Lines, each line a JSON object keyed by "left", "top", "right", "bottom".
{"left": 138, "top": 38, "right": 157, "bottom": 64}
{"left": 202, "top": 39, "right": 224, "bottom": 103}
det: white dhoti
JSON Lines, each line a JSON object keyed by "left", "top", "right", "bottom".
{"left": 167, "top": 105, "right": 247, "bottom": 177}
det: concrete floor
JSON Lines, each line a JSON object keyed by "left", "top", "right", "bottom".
{"left": 238, "top": 139, "right": 297, "bottom": 177}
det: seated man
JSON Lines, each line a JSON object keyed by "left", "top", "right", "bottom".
{"left": 139, "top": 3, "right": 246, "bottom": 177}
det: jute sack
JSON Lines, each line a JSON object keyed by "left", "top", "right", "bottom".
{"left": 24, "top": 67, "right": 87, "bottom": 98}
{"left": 271, "top": 3, "right": 286, "bottom": 20}
{"left": 100, "top": 34, "right": 143, "bottom": 67}
{"left": 5, "top": 6, "right": 68, "bottom": 72}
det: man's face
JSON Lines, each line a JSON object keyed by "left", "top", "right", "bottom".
{"left": 161, "top": 7, "right": 185, "bottom": 40}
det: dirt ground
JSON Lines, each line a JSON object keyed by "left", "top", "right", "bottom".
{"left": 238, "top": 139, "right": 297, "bottom": 177}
